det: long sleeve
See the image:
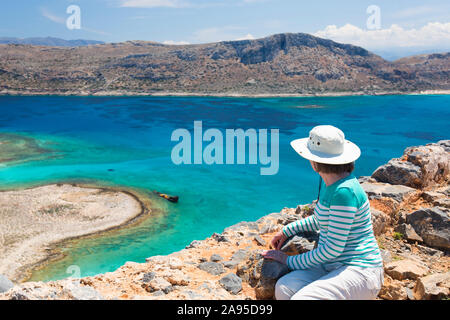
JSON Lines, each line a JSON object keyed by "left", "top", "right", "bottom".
{"left": 282, "top": 214, "right": 320, "bottom": 237}
{"left": 286, "top": 187, "right": 358, "bottom": 270}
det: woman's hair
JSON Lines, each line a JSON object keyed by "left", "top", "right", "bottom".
{"left": 313, "top": 161, "right": 355, "bottom": 174}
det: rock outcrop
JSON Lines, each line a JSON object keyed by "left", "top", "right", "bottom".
{"left": 0, "top": 140, "right": 448, "bottom": 300}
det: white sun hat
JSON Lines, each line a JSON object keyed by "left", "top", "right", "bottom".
{"left": 290, "top": 125, "right": 361, "bottom": 164}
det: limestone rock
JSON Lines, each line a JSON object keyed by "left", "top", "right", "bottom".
{"left": 237, "top": 251, "right": 289, "bottom": 300}
{"left": 371, "top": 209, "right": 391, "bottom": 236}
{"left": 385, "top": 259, "right": 429, "bottom": 280}
{"left": 394, "top": 223, "right": 423, "bottom": 243}
{"left": 361, "top": 181, "right": 415, "bottom": 202}
{"left": 219, "top": 273, "right": 242, "bottom": 295}
{"left": 63, "top": 281, "right": 104, "bottom": 300}
{"left": 372, "top": 142, "right": 450, "bottom": 189}
{"left": 198, "top": 262, "right": 225, "bottom": 276}
{"left": 280, "top": 232, "right": 318, "bottom": 255}
{"left": 378, "top": 275, "right": 408, "bottom": 300}
{"left": 413, "top": 272, "right": 450, "bottom": 300}
{"left": 406, "top": 207, "right": 450, "bottom": 250}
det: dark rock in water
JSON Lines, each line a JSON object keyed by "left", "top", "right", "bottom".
{"left": 219, "top": 273, "right": 242, "bottom": 295}
{"left": 107, "top": 168, "right": 115, "bottom": 172}
{"left": 406, "top": 207, "right": 450, "bottom": 250}
{"left": 0, "top": 274, "right": 14, "bottom": 293}
{"left": 198, "top": 262, "right": 225, "bottom": 276}
{"left": 153, "top": 191, "right": 179, "bottom": 203}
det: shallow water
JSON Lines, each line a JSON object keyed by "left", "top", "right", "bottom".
{"left": 0, "top": 94, "right": 448, "bottom": 281}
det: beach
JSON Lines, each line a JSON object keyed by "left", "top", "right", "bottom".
{"left": 1, "top": 89, "right": 450, "bottom": 97}
{"left": 0, "top": 183, "right": 148, "bottom": 282}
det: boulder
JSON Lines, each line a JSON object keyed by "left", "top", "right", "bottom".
{"left": 394, "top": 223, "right": 423, "bottom": 243}
{"left": 384, "top": 259, "right": 429, "bottom": 280}
{"left": 406, "top": 207, "right": 450, "bottom": 250}
{"left": 378, "top": 275, "right": 408, "bottom": 300}
{"left": 237, "top": 251, "right": 290, "bottom": 299}
{"left": 360, "top": 181, "right": 415, "bottom": 202}
{"left": 413, "top": 272, "right": 450, "bottom": 300}
{"left": 372, "top": 142, "right": 450, "bottom": 189}
{"left": 280, "top": 232, "right": 318, "bottom": 254}
{"left": 219, "top": 273, "right": 242, "bottom": 295}
{"left": 198, "top": 262, "right": 225, "bottom": 276}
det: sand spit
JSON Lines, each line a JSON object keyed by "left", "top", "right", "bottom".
{"left": 0, "top": 184, "right": 147, "bottom": 282}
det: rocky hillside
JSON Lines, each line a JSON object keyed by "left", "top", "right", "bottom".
{"left": 0, "top": 33, "right": 449, "bottom": 95}
{"left": 0, "top": 140, "right": 448, "bottom": 300}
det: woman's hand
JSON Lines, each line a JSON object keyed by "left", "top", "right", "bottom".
{"left": 270, "top": 230, "right": 288, "bottom": 250}
{"left": 261, "top": 250, "right": 288, "bottom": 265}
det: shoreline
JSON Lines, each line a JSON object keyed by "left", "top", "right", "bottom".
{"left": 0, "top": 89, "right": 449, "bottom": 98}
{"left": 0, "top": 183, "right": 153, "bottom": 283}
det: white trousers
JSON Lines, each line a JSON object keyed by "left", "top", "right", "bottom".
{"left": 275, "top": 262, "right": 384, "bottom": 300}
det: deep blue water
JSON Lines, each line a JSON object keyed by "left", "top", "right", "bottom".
{"left": 0, "top": 94, "right": 448, "bottom": 281}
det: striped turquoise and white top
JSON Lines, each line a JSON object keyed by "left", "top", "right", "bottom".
{"left": 282, "top": 174, "right": 383, "bottom": 270}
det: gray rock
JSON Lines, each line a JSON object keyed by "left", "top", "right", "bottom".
{"left": 380, "top": 249, "right": 392, "bottom": 264}
{"left": 198, "top": 262, "right": 225, "bottom": 276}
{"left": 185, "top": 240, "right": 202, "bottom": 249}
{"left": 222, "top": 260, "right": 239, "bottom": 269}
{"left": 254, "top": 235, "right": 266, "bottom": 246}
{"left": 64, "top": 281, "right": 103, "bottom": 300}
{"left": 141, "top": 272, "right": 156, "bottom": 283}
{"left": 372, "top": 142, "right": 450, "bottom": 189}
{"left": 280, "top": 233, "right": 318, "bottom": 254}
{"left": 394, "top": 223, "right": 423, "bottom": 243}
{"left": 0, "top": 274, "right": 14, "bottom": 293}
{"left": 372, "top": 159, "right": 422, "bottom": 188}
{"left": 371, "top": 209, "right": 390, "bottom": 236}
{"left": 152, "top": 290, "right": 165, "bottom": 296}
{"left": 413, "top": 272, "right": 450, "bottom": 300}
{"left": 259, "top": 222, "right": 278, "bottom": 234}
{"left": 260, "top": 259, "right": 290, "bottom": 280}
{"left": 361, "top": 181, "right": 415, "bottom": 202}
{"left": 406, "top": 207, "right": 450, "bottom": 250}
{"left": 212, "top": 232, "right": 230, "bottom": 242}
{"left": 231, "top": 249, "right": 250, "bottom": 263}
{"left": 219, "top": 273, "right": 242, "bottom": 295}
{"left": 210, "top": 254, "right": 223, "bottom": 262}
{"left": 224, "top": 221, "right": 260, "bottom": 233}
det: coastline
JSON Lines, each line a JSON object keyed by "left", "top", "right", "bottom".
{"left": 0, "top": 89, "right": 449, "bottom": 98}
{"left": 0, "top": 183, "right": 152, "bottom": 283}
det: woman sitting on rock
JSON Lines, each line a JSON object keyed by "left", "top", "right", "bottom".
{"left": 262, "top": 125, "right": 384, "bottom": 300}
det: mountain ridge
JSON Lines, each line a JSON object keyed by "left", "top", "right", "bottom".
{"left": 0, "top": 32, "right": 448, "bottom": 95}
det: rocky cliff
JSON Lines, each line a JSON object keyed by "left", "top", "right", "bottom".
{"left": 0, "top": 33, "right": 449, "bottom": 95}
{"left": 0, "top": 140, "right": 449, "bottom": 300}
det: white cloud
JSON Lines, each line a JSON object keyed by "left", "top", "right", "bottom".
{"left": 313, "top": 22, "right": 450, "bottom": 49}
{"left": 41, "top": 8, "right": 65, "bottom": 24}
{"left": 119, "top": 0, "right": 189, "bottom": 8}
{"left": 235, "top": 33, "right": 255, "bottom": 40}
{"left": 191, "top": 26, "right": 257, "bottom": 43}
{"left": 162, "top": 40, "right": 190, "bottom": 45}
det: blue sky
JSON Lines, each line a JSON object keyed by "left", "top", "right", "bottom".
{"left": 1, "top": 0, "right": 449, "bottom": 58}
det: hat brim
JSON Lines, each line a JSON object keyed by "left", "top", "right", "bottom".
{"left": 290, "top": 138, "right": 361, "bottom": 164}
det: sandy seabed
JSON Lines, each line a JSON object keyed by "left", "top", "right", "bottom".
{"left": 0, "top": 184, "right": 146, "bottom": 282}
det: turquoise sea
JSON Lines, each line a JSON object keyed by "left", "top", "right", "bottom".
{"left": 0, "top": 94, "right": 449, "bottom": 281}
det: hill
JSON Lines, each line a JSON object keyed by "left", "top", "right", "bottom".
{"left": 0, "top": 33, "right": 448, "bottom": 95}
